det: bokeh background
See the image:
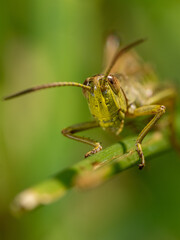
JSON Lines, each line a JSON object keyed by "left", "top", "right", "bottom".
{"left": 1, "top": 0, "right": 180, "bottom": 239}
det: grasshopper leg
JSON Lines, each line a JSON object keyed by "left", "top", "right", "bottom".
{"left": 61, "top": 121, "right": 102, "bottom": 158}
{"left": 146, "top": 88, "right": 180, "bottom": 154}
{"left": 128, "top": 105, "right": 166, "bottom": 169}
{"left": 116, "top": 119, "right": 125, "bottom": 135}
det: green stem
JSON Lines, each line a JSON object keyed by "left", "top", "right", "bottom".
{"left": 11, "top": 131, "right": 171, "bottom": 215}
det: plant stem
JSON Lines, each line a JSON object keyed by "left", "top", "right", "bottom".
{"left": 11, "top": 131, "right": 171, "bottom": 215}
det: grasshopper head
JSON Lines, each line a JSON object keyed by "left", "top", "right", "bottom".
{"left": 83, "top": 74, "right": 127, "bottom": 122}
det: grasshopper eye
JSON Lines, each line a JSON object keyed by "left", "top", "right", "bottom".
{"left": 107, "top": 76, "right": 114, "bottom": 85}
{"left": 107, "top": 76, "right": 120, "bottom": 95}
{"left": 83, "top": 78, "right": 93, "bottom": 87}
{"left": 83, "top": 78, "right": 93, "bottom": 98}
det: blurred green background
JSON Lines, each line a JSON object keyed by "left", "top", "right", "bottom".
{"left": 1, "top": 0, "right": 180, "bottom": 239}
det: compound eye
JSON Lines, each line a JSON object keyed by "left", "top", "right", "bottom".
{"left": 83, "top": 78, "right": 93, "bottom": 87}
{"left": 107, "top": 75, "right": 120, "bottom": 94}
{"left": 107, "top": 76, "right": 114, "bottom": 84}
{"left": 83, "top": 78, "right": 93, "bottom": 98}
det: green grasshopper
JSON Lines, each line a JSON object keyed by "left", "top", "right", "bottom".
{"left": 4, "top": 35, "right": 179, "bottom": 169}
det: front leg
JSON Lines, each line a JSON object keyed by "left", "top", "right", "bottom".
{"left": 127, "top": 105, "right": 166, "bottom": 169}
{"left": 61, "top": 121, "right": 102, "bottom": 158}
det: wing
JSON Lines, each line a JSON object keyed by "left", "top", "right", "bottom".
{"left": 103, "top": 34, "right": 159, "bottom": 106}
{"left": 103, "top": 34, "right": 158, "bottom": 84}
{"left": 103, "top": 34, "right": 120, "bottom": 73}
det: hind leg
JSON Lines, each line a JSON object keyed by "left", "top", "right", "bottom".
{"left": 128, "top": 105, "right": 166, "bottom": 169}
{"left": 146, "top": 88, "right": 180, "bottom": 154}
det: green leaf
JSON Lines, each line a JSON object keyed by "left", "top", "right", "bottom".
{"left": 11, "top": 131, "right": 171, "bottom": 215}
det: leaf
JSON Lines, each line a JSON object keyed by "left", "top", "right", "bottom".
{"left": 11, "top": 131, "right": 171, "bottom": 215}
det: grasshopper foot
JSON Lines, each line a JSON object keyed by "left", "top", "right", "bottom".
{"left": 136, "top": 142, "right": 145, "bottom": 170}
{"left": 138, "top": 163, "right": 145, "bottom": 170}
{"left": 85, "top": 144, "right": 102, "bottom": 158}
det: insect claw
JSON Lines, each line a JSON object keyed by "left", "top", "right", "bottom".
{"left": 138, "top": 163, "right": 145, "bottom": 170}
{"left": 85, "top": 144, "right": 102, "bottom": 158}
{"left": 85, "top": 152, "right": 91, "bottom": 158}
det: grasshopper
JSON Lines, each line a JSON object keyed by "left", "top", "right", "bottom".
{"left": 4, "top": 35, "right": 179, "bottom": 169}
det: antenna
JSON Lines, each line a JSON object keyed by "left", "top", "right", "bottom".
{"left": 3, "top": 82, "right": 91, "bottom": 100}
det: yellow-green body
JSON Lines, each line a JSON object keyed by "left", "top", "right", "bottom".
{"left": 84, "top": 74, "right": 127, "bottom": 133}
{"left": 82, "top": 50, "right": 161, "bottom": 135}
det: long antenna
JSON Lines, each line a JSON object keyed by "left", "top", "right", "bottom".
{"left": 3, "top": 82, "right": 91, "bottom": 100}
{"left": 104, "top": 38, "right": 146, "bottom": 79}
